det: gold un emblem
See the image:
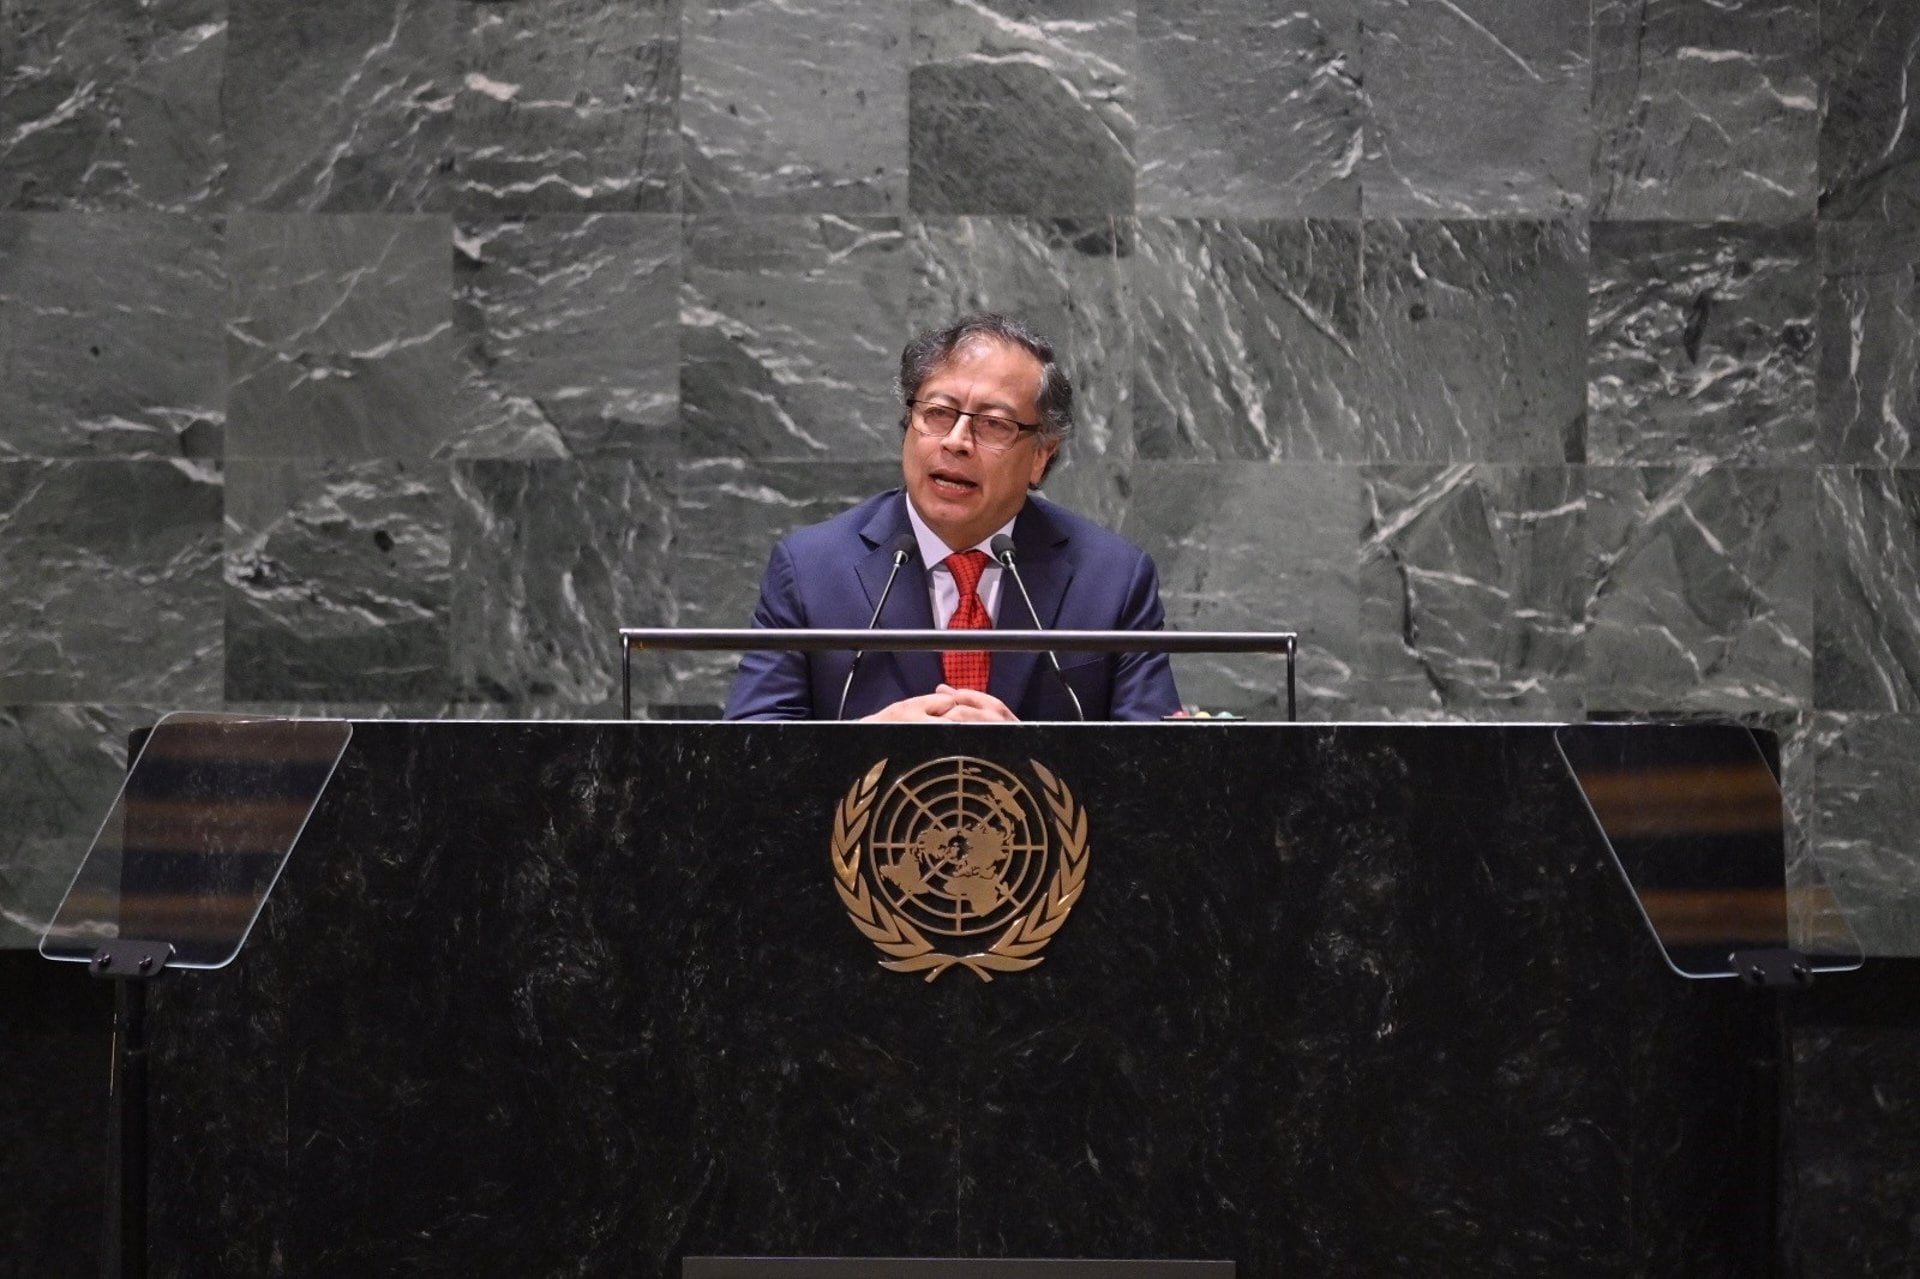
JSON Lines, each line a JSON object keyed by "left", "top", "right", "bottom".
{"left": 832, "top": 756, "right": 1090, "bottom": 982}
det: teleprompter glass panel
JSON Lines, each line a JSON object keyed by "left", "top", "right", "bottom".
{"left": 1555, "top": 722, "right": 1862, "bottom": 980}
{"left": 39, "top": 713, "right": 351, "bottom": 970}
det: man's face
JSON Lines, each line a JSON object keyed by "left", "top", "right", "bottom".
{"left": 900, "top": 338, "right": 1058, "bottom": 551}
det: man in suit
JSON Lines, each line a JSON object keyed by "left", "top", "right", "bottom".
{"left": 723, "top": 313, "right": 1181, "bottom": 722}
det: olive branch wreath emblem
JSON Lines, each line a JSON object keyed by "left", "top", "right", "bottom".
{"left": 830, "top": 757, "right": 1090, "bottom": 982}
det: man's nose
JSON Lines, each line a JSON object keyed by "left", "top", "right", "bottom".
{"left": 938, "top": 414, "right": 977, "bottom": 450}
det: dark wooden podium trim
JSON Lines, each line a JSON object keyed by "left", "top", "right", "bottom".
{"left": 684, "top": 1261, "right": 1233, "bottom": 1278}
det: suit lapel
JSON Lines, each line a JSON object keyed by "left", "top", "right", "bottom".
{"left": 989, "top": 498, "right": 1074, "bottom": 712}
{"left": 854, "top": 492, "right": 1077, "bottom": 709}
{"left": 857, "top": 493, "right": 943, "bottom": 697}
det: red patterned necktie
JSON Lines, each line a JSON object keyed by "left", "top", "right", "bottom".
{"left": 942, "top": 549, "right": 993, "bottom": 691}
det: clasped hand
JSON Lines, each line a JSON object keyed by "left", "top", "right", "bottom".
{"left": 862, "top": 684, "right": 1019, "bottom": 723}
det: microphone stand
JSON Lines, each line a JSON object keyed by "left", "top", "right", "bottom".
{"left": 989, "top": 535, "right": 1084, "bottom": 722}
{"left": 836, "top": 534, "right": 918, "bottom": 719}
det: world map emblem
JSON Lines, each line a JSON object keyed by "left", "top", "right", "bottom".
{"left": 831, "top": 756, "right": 1089, "bottom": 982}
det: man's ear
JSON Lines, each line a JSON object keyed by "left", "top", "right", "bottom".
{"left": 1029, "top": 439, "right": 1060, "bottom": 488}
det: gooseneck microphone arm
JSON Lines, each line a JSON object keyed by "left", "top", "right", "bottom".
{"left": 989, "top": 534, "right": 1085, "bottom": 723}
{"left": 836, "top": 533, "right": 919, "bottom": 720}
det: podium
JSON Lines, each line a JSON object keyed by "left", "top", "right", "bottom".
{"left": 93, "top": 720, "right": 1827, "bottom": 1274}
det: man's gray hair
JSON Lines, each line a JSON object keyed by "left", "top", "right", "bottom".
{"left": 896, "top": 313, "right": 1076, "bottom": 449}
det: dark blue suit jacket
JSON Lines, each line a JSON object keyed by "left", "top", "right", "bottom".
{"left": 723, "top": 489, "right": 1181, "bottom": 721}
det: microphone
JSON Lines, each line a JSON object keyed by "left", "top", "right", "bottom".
{"left": 837, "top": 533, "right": 919, "bottom": 720}
{"left": 989, "top": 534, "right": 1084, "bottom": 722}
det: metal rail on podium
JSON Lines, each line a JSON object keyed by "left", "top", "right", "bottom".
{"left": 616, "top": 628, "right": 1302, "bottom": 722}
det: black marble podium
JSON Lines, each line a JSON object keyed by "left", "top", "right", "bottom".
{"left": 147, "top": 723, "right": 1777, "bottom": 1277}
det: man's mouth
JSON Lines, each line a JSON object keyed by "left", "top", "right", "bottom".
{"left": 929, "top": 470, "right": 978, "bottom": 495}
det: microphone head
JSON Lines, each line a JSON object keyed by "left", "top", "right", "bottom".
{"left": 889, "top": 532, "right": 918, "bottom": 564}
{"left": 989, "top": 533, "right": 1017, "bottom": 565}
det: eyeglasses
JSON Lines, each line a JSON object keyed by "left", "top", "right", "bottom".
{"left": 906, "top": 400, "right": 1043, "bottom": 453}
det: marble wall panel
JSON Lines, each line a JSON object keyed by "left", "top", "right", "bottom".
{"left": 909, "top": 0, "right": 1134, "bottom": 216}
{"left": 1814, "top": 467, "right": 1920, "bottom": 710}
{"left": 681, "top": 215, "right": 909, "bottom": 460}
{"left": 221, "top": 695, "right": 692, "bottom": 725}
{"left": 1589, "top": 222, "right": 1817, "bottom": 464}
{"left": 905, "top": 216, "right": 1132, "bottom": 459}
{"left": 1361, "top": 220, "right": 1588, "bottom": 464}
{"left": 226, "top": 213, "right": 457, "bottom": 460}
{"left": 669, "top": 458, "right": 901, "bottom": 706}
{"left": 1586, "top": 465, "right": 1813, "bottom": 712}
{"left": 224, "top": 0, "right": 453, "bottom": 212}
{"left": 681, "top": 0, "right": 907, "bottom": 213}
{"left": 1357, "top": 465, "right": 1589, "bottom": 718}
{"left": 1121, "top": 462, "right": 1360, "bottom": 718}
{"left": 1132, "top": 218, "right": 1364, "bottom": 461}
{"left": 1035, "top": 454, "right": 1132, "bottom": 537}
{"left": 1806, "top": 713, "right": 1920, "bottom": 954}
{"left": 1134, "top": 0, "right": 1361, "bottom": 217}
{"left": 453, "top": 0, "right": 680, "bottom": 215}
{"left": 0, "top": 704, "right": 154, "bottom": 948}
{"left": 448, "top": 460, "right": 674, "bottom": 710}
{"left": 1769, "top": 708, "right": 1882, "bottom": 964}
{"left": 1360, "top": 0, "right": 1588, "bottom": 217}
{"left": 0, "top": 459, "right": 223, "bottom": 703}
{"left": 1818, "top": 221, "right": 1919, "bottom": 466}
{"left": 221, "top": 698, "right": 470, "bottom": 721}
{"left": 1772, "top": 708, "right": 1821, "bottom": 915}
{"left": 1591, "top": 0, "right": 1818, "bottom": 221}
{"left": 0, "top": 0, "right": 224, "bottom": 211}
{"left": 0, "top": 213, "right": 223, "bottom": 459}
{"left": 223, "top": 459, "right": 450, "bottom": 702}
{"left": 1819, "top": 0, "right": 1920, "bottom": 225}
{"left": 453, "top": 214, "right": 680, "bottom": 459}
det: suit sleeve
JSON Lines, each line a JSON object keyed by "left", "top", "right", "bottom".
{"left": 722, "top": 540, "right": 818, "bottom": 721}
{"left": 1109, "top": 549, "right": 1183, "bottom": 722}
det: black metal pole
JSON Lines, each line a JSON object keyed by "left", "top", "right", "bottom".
{"left": 1286, "top": 639, "right": 1297, "bottom": 722}
{"left": 104, "top": 975, "right": 148, "bottom": 1279}
{"left": 94, "top": 940, "right": 168, "bottom": 1279}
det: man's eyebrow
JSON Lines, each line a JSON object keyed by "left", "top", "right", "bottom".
{"left": 927, "top": 394, "right": 1022, "bottom": 417}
